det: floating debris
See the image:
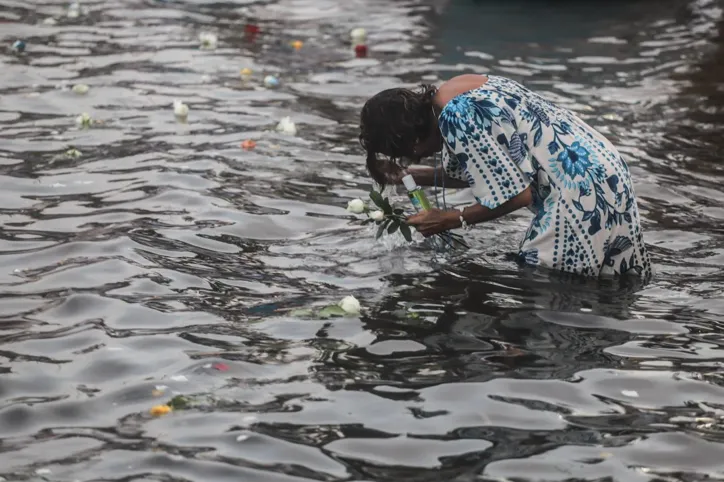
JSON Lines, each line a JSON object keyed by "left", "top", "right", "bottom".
{"left": 200, "top": 74, "right": 211, "bottom": 83}
{"left": 621, "top": 390, "right": 639, "bottom": 398}
{"left": 244, "top": 24, "right": 260, "bottom": 36}
{"left": 350, "top": 27, "right": 367, "bottom": 46}
{"left": 240, "top": 68, "right": 253, "bottom": 82}
{"left": 150, "top": 404, "right": 172, "bottom": 416}
{"left": 275, "top": 116, "right": 296, "bottom": 135}
{"left": 11, "top": 40, "right": 26, "bottom": 53}
{"left": 152, "top": 384, "right": 168, "bottom": 396}
{"left": 339, "top": 295, "right": 361, "bottom": 315}
{"left": 169, "top": 374, "right": 188, "bottom": 382}
{"left": 75, "top": 112, "right": 92, "bottom": 128}
{"left": 72, "top": 83, "right": 89, "bottom": 95}
{"left": 212, "top": 362, "right": 229, "bottom": 371}
{"left": 199, "top": 32, "right": 218, "bottom": 50}
{"left": 241, "top": 139, "right": 256, "bottom": 150}
{"left": 167, "top": 395, "right": 190, "bottom": 410}
{"left": 236, "top": 434, "right": 249, "bottom": 442}
{"left": 43, "top": 17, "right": 58, "bottom": 25}
{"left": 354, "top": 44, "right": 368, "bottom": 58}
{"left": 35, "top": 468, "right": 52, "bottom": 475}
{"left": 290, "top": 40, "right": 303, "bottom": 50}
{"left": 263, "top": 75, "right": 279, "bottom": 88}
{"left": 173, "top": 100, "right": 189, "bottom": 119}
{"left": 346, "top": 198, "right": 365, "bottom": 214}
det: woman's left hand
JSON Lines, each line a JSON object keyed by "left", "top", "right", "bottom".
{"left": 406, "top": 209, "right": 461, "bottom": 237}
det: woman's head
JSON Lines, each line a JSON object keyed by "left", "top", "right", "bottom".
{"left": 359, "top": 84, "right": 441, "bottom": 184}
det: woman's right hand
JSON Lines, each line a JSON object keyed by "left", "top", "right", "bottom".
{"left": 382, "top": 162, "right": 407, "bottom": 185}
{"left": 370, "top": 159, "right": 406, "bottom": 185}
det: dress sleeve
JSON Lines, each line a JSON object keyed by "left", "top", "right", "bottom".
{"left": 439, "top": 97, "right": 532, "bottom": 210}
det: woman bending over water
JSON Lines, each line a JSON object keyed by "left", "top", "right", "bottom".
{"left": 359, "top": 74, "right": 651, "bottom": 277}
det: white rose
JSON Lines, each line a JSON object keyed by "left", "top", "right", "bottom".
{"left": 276, "top": 116, "right": 297, "bottom": 135}
{"left": 338, "top": 295, "right": 361, "bottom": 315}
{"left": 72, "top": 83, "right": 89, "bottom": 95}
{"left": 350, "top": 27, "right": 367, "bottom": 45}
{"left": 369, "top": 210, "right": 385, "bottom": 221}
{"left": 173, "top": 100, "right": 189, "bottom": 118}
{"left": 75, "top": 112, "right": 92, "bottom": 127}
{"left": 346, "top": 198, "right": 365, "bottom": 214}
{"left": 199, "top": 32, "right": 218, "bottom": 49}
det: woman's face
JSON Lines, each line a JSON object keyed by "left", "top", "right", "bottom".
{"left": 408, "top": 120, "right": 443, "bottom": 162}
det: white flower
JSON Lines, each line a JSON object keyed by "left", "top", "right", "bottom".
{"left": 173, "top": 100, "right": 189, "bottom": 118}
{"left": 65, "top": 147, "right": 82, "bottom": 158}
{"left": 75, "top": 112, "right": 92, "bottom": 127}
{"left": 263, "top": 75, "right": 279, "bottom": 88}
{"left": 67, "top": 1, "right": 82, "bottom": 18}
{"left": 275, "top": 116, "right": 296, "bottom": 135}
{"left": 350, "top": 27, "right": 367, "bottom": 45}
{"left": 199, "top": 32, "right": 218, "bottom": 49}
{"left": 370, "top": 210, "right": 384, "bottom": 221}
{"left": 346, "top": 198, "right": 365, "bottom": 214}
{"left": 72, "top": 83, "right": 89, "bottom": 94}
{"left": 338, "top": 295, "right": 361, "bottom": 315}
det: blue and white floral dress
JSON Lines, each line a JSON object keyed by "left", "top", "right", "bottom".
{"left": 440, "top": 75, "right": 651, "bottom": 277}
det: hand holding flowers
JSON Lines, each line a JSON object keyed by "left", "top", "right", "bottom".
{"left": 347, "top": 189, "right": 469, "bottom": 249}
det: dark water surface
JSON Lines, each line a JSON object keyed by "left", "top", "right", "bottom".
{"left": 1, "top": 0, "right": 724, "bottom": 480}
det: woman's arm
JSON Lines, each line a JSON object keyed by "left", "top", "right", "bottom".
{"left": 462, "top": 185, "right": 533, "bottom": 225}
{"left": 407, "top": 186, "right": 533, "bottom": 236}
{"left": 407, "top": 166, "right": 469, "bottom": 188}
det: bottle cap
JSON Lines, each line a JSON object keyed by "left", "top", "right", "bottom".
{"left": 402, "top": 174, "right": 418, "bottom": 191}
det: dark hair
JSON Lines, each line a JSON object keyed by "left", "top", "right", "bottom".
{"left": 359, "top": 84, "right": 437, "bottom": 185}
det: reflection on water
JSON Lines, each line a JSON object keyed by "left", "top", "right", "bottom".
{"left": 1, "top": 0, "right": 724, "bottom": 480}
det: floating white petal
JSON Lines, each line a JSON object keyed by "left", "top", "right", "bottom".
{"left": 72, "top": 83, "right": 89, "bottom": 95}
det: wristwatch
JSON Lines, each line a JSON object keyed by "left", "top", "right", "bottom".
{"left": 459, "top": 206, "right": 472, "bottom": 231}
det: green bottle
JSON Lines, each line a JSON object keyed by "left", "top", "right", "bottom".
{"left": 402, "top": 174, "right": 432, "bottom": 212}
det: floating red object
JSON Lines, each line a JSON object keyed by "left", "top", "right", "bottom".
{"left": 354, "top": 44, "right": 368, "bottom": 58}
{"left": 212, "top": 362, "right": 230, "bottom": 371}
{"left": 244, "top": 24, "right": 260, "bottom": 36}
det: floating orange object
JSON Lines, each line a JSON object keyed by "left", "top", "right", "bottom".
{"left": 290, "top": 40, "right": 303, "bottom": 50}
{"left": 241, "top": 140, "right": 256, "bottom": 150}
{"left": 150, "top": 405, "right": 172, "bottom": 416}
{"left": 354, "top": 44, "right": 368, "bottom": 58}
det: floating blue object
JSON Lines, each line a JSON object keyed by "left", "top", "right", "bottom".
{"left": 263, "top": 75, "right": 280, "bottom": 88}
{"left": 12, "top": 40, "right": 25, "bottom": 53}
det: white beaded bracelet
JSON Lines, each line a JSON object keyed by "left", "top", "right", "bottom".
{"left": 459, "top": 206, "right": 472, "bottom": 231}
